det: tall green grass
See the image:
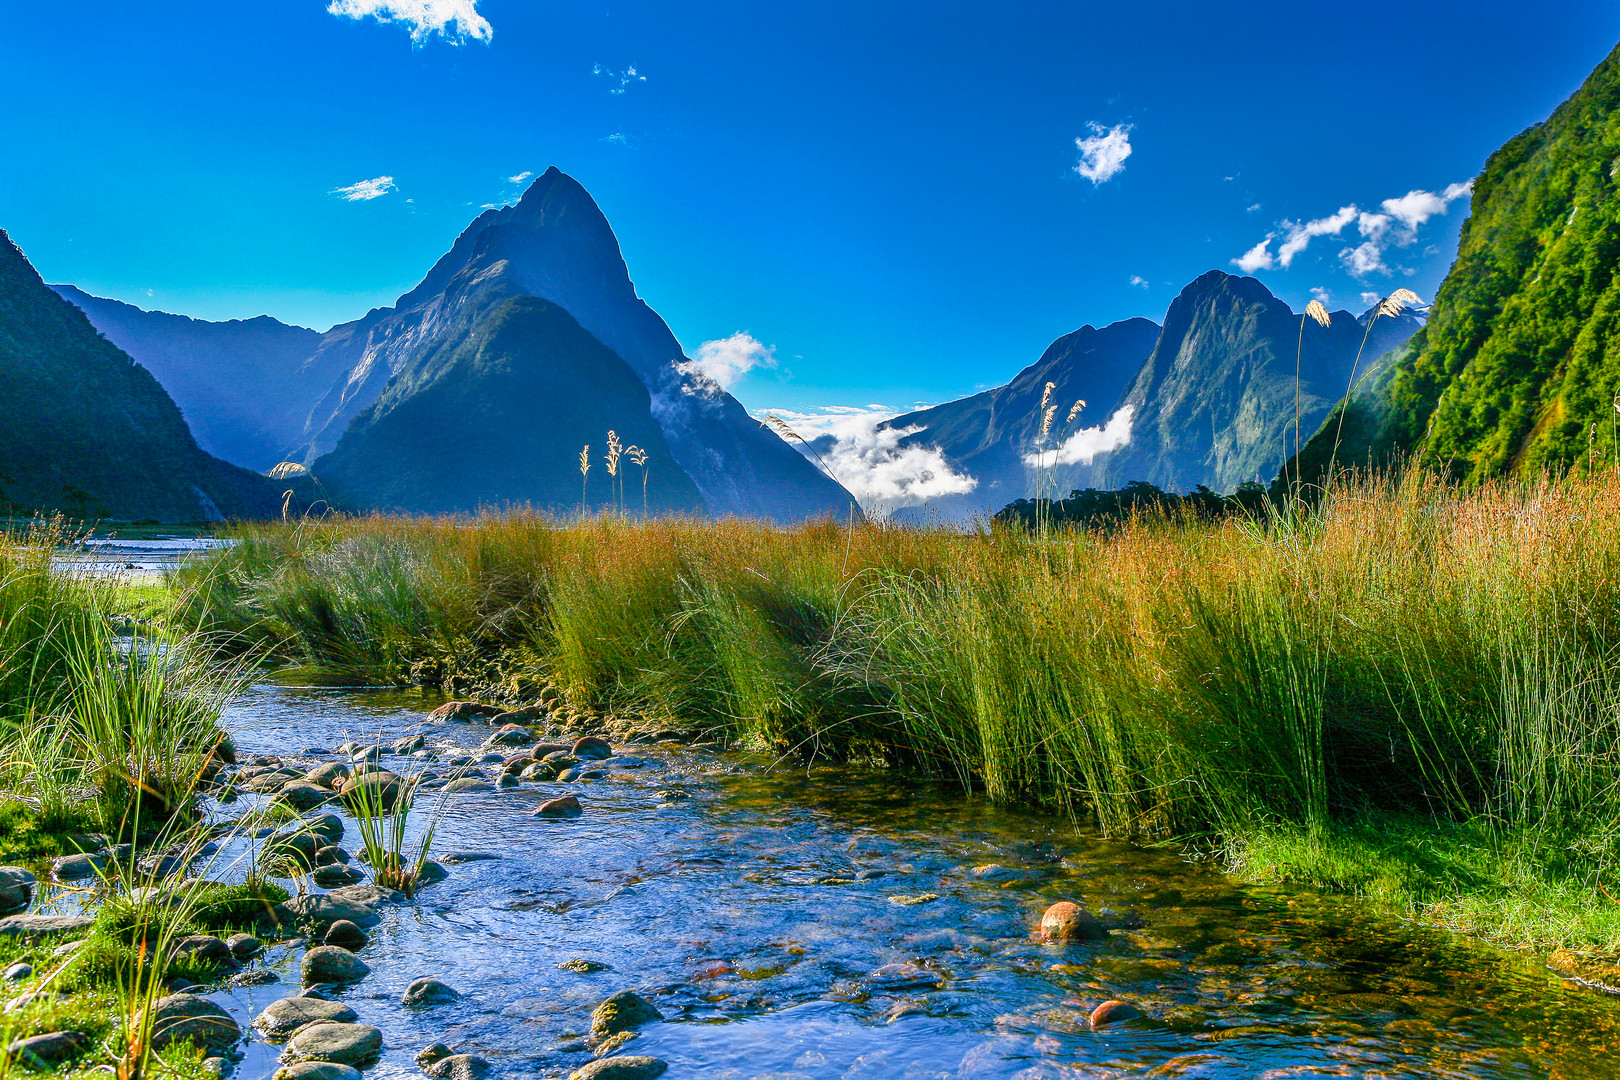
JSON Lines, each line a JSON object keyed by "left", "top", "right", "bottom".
{"left": 173, "top": 471, "right": 1620, "bottom": 949}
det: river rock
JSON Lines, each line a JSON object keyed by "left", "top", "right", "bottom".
{"left": 572, "top": 736, "right": 612, "bottom": 760}
{"left": 439, "top": 852, "right": 500, "bottom": 865}
{"left": 4, "top": 1031, "right": 91, "bottom": 1069}
{"left": 308, "top": 814, "right": 345, "bottom": 843}
{"left": 541, "top": 752, "right": 579, "bottom": 768}
{"left": 520, "top": 762, "right": 557, "bottom": 781}
{"left": 4, "top": 963, "right": 32, "bottom": 981}
{"left": 444, "top": 779, "right": 495, "bottom": 794}
{"left": 0, "top": 868, "right": 36, "bottom": 911}
{"left": 392, "top": 734, "right": 426, "bottom": 754}
{"left": 497, "top": 774, "right": 519, "bottom": 789}
{"left": 227, "top": 933, "right": 262, "bottom": 959}
{"left": 282, "top": 884, "right": 397, "bottom": 930}
{"left": 338, "top": 771, "right": 408, "bottom": 811}
{"left": 529, "top": 743, "right": 572, "bottom": 758}
{"left": 311, "top": 864, "right": 365, "bottom": 888}
{"left": 535, "top": 795, "right": 583, "bottom": 819}
{"left": 1090, "top": 1000, "right": 1145, "bottom": 1027}
{"left": 171, "top": 934, "right": 236, "bottom": 968}
{"left": 0, "top": 914, "right": 94, "bottom": 939}
{"left": 302, "top": 946, "right": 370, "bottom": 985}
{"left": 427, "top": 1055, "right": 492, "bottom": 1080}
{"left": 417, "top": 861, "right": 449, "bottom": 885}
{"left": 254, "top": 997, "right": 359, "bottom": 1039}
{"left": 402, "top": 977, "right": 461, "bottom": 1006}
{"left": 557, "top": 958, "right": 610, "bottom": 974}
{"left": 569, "top": 1057, "right": 669, "bottom": 1080}
{"left": 274, "top": 1063, "right": 362, "bottom": 1080}
{"left": 428, "top": 701, "right": 501, "bottom": 722}
{"left": 415, "top": 1044, "right": 453, "bottom": 1068}
{"left": 304, "top": 762, "right": 352, "bottom": 790}
{"left": 1039, "top": 901, "right": 1106, "bottom": 942}
{"left": 315, "top": 845, "right": 350, "bottom": 866}
{"left": 51, "top": 853, "right": 106, "bottom": 881}
{"left": 323, "top": 920, "right": 369, "bottom": 950}
{"left": 279, "top": 783, "right": 333, "bottom": 811}
{"left": 145, "top": 993, "right": 242, "bottom": 1053}
{"left": 269, "top": 830, "right": 321, "bottom": 868}
{"left": 281, "top": 1022, "right": 383, "bottom": 1066}
{"left": 590, "top": 991, "right": 663, "bottom": 1039}
{"left": 482, "top": 724, "right": 535, "bottom": 748}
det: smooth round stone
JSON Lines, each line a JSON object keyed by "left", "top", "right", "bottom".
{"left": 51, "top": 853, "right": 106, "bottom": 881}
{"left": 3, "top": 962, "right": 32, "bottom": 981}
{"left": 170, "top": 934, "right": 235, "bottom": 967}
{"left": 311, "top": 864, "right": 365, "bottom": 888}
{"left": 323, "top": 921, "right": 369, "bottom": 950}
{"left": 254, "top": 997, "right": 359, "bottom": 1039}
{"left": 5, "top": 1031, "right": 91, "bottom": 1068}
{"left": 308, "top": 814, "right": 345, "bottom": 842}
{"left": 1039, "top": 901, "right": 1106, "bottom": 942}
{"left": 497, "top": 774, "right": 519, "bottom": 789}
{"left": 1090, "top": 999, "right": 1146, "bottom": 1027}
{"left": 444, "top": 779, "right": 495, "bottom": 793}
{"left": 402, "top": 977, "right": 461, "bottom": 1006}
{"left": 302, "top": 946, "right": 370, "bottom": 985}
{"left": 226, "top": 934, "right": 262, "bottom": 959}
{"left": 275, "top": 1064, "right": 362, "bottom": 1080}
{"left": 426, "top": 1055, "right": 492, "bottom": 1080}
{"left": 568, "top": 1057, "right": 669, "bottom": 1080}
{"left": 144, "top": 993, "right": 242, "bottom": 1053}
{"left": 315, "top": 845, "right": 350, "bottom": 866}
{"left": 0, "top": 868, "right": 37, "bottom": 911}
{"left": 572, "top": 736, "right": 613, "bottom": 760}
{"left": 414, "top": 1044, "right": 453, "bottom": 1068}
{"left": 282, "top": 1022, "right": 383, "bottom": 1066}
{"left": 589, "top": 991, "right": 663, "bottom": 1039}
{"left": 278, "top": 783, "right": 333, "bottom": 811}
{"left": 535, "top": 795, "right": 583, "bottom": 819}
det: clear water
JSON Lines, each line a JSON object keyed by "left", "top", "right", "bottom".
{"left": 150, "top": 685, "right": 1620, "bottom": 1078}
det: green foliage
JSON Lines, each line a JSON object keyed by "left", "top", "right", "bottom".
{"left": 997, "top": 480, "right": 1271, "bottom": 530}
{"left": 1301, "top": 41, "right": 1620, "bottom": 480}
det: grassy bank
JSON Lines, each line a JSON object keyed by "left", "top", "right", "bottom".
{"left": 173, "top": 471, "right": 1620, "bottom": 954}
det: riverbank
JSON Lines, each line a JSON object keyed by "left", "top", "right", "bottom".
{"left": 166, "top": 469, "right": 1620, "bottom": 960}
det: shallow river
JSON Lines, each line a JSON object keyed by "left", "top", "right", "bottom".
{"left": 133, "top": 683, "right": 1620, "bottom": 1078}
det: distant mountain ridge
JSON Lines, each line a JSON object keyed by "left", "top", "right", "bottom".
{"left": 57, "top": 168, "right": 853, "bottom": 521}
{"left": 0, "top": 231, "right": 276, "bottom": 521}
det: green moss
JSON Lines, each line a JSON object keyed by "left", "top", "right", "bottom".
{"left": 0, "top": 801, "right": 98, "bottom": 864}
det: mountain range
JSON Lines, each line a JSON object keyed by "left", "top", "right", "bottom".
{"left": 48, "top": 168, "right": 851, "bottom": 521}
{"left": 0, "top": 230, "right": 276, "bottom": 522}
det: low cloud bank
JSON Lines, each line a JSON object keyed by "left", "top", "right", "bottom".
{"left": 1022, "top": 405, "right": 1134, "bottom": 467}
{"left": 761, "top": 406, "right": 977, "bottom": 516}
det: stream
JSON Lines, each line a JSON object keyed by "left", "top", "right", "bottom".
{"left": 38, "top": 682, "right": 1620, "bottom": 1078}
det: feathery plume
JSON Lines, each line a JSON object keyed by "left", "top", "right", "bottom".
{"left": 1040, "top": 405, "right": 1058, "bottom": 440}
{"left": 1039, "top": 381, "right": 1056, "bottom": 412}
{"left": 1305, "top": 299, "right": 1331, "bottom": 328}
{"left": 1378, "top": 289, "right": 1422, "bottom": 318}
{"left": 268, "top": 461, "right": 309, "bottom": 480}
{"left": 1066, "top": 399, "right": 1087, "bottom": 423}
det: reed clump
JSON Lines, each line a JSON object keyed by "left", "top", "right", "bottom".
{"left": 174, "top": 470, "right": 1620, "bottom": 950}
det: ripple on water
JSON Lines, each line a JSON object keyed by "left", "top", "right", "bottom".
{"left": 58, "top": 683, "right": 1620, "bottom": 1080}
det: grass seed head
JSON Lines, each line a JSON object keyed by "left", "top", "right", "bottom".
{"left": 1305, "top": 299, "right": 1331, "bottom": 328}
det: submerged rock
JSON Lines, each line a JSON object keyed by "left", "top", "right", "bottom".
{"left": 414, "top": 1043, "right": 453, "bottom": 1068}
{"left": 0, "top": 868, "right": 36, "bottom": 912}
{"left": 51, "top": 853, "right": 106, "bottom": 881}
{"left": 569, "top": 1057, "right": 668, "bottom": 1080}
{"left": 426, "top": 1054, "right": 492, "bottom": 1080}
{"left": 402, "top": 977, "right": 461, "bottom": 1006}
{"left": 557, "top": 958, "right": 611, "bottom": 973}
{"left": 274, "top": 1063, "right": 362, "bottom": 1080}
{"left": 535, "top": 795, "right": 583, "bottom": 819}
{"left": 590, "top": 991, "right": 663, "bottom": 1039}
{"left": 429, "top": 701, "right": 502, "bottom": 722}
{"left": 311, "top": 864, "right": 365, "bottom": 888}
{"left": 281, "top": 1022, "right": 383, "bottom": 1066}
{"left": 444, "top": 779, "right": 495, "bottom": 794}
{"left": 1090, "top": 1000, "right": 1146, "bottom": 1027}
{"left": 254, "top": 997, "right": 359, "bottom": 1039}
{"left": 144, "top": 993, "right": 242, "bottom": 1053}
{"left": 1039, "top": 901, "right": 1106, "bottom": 942}
{"left": 282, "top": 884, "right": 397, "bottom": 930}
{"left": 323, "top": 921, "right": 369, "bottom": 950}
{"left": 302, "top": 946, "right": 370, "bottom": 986}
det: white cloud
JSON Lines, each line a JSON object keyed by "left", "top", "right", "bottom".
{"left": 1277, "top": 205, "right": 1357, "bottom": 268}
{"left": 761, "top": 406, "right": 977, "bottom": 516}
{"left": 332, "top": 175, "right": 397, "bottom": 201}
{"left": 594, "top": 64, "right": 647, "bottom": 94}
{"left": 1310, "top": 286, "right": 1331, "bottom": 303}
{"left": 508, "top": 171, "right": 532, "bottom": 186}
{"left": 602, "top": 133, "right": 631, "bottom": 146}
{"left": 1246, "top": 202, "right": 1262, "bottom": 213}
{"left": 1233, "top": 234, "right": 1275, "bottom": 273}
{"left": 1129, "top": 275, "right": 1149, "bottom": 288}
{"left": 677, "top": 332, "right": 777, "bottom": 393}
{"left": 1022, "top": 405, "right": 1134, "bottom": 467}
{"left": 327, "top": 0, "right": 491, "bottom": 43}
{"left": 1234, "top": 180, "right": 1474, "bottom": 280}
{"left": 1360, "top": 291, "right": 1381, "bottom": 307}
{"left": 1073, "top": 123, "right": 1132, "bottom": 185}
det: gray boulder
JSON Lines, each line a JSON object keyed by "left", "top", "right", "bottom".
{"left": 4, "top": 1031, "right": 91, "bottom": 1069}
{"left": 402, "top": 977, "right": 461, "bottom": 1006}
{"left": 0, "top": 914, "right": 94, "bottom": 939}
{"left": 274, "top": 1063, "right": 362, "bottom": 1080}
{"left": 281, "top": 1022, "right": 383, "bottom": 1066}
{"left": 427, "top": 1055, "right": 492, "bottom": 1080}
{"left": 589, "top": 991, "right": 663, "bottom": 1039}
{"left": 302, "top": 946, "right": 370, "bottom": 986}
{"left": 568, "top": 1058, "right": 669, "bottom": 1080}
{"left": 278, "top": 783, "right": 333, "bottom": 811}
{"left": 144, "top": 993, "right": 242, "bottom": 1053}
{"left": 0, "top": 868, "right": 36, "bottom": 911}
{"left": 253, "top": 997, "right": 359, "bottom": 1040}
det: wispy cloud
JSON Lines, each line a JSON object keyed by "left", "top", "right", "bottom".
{"left": 762, "top": 405, "right": 977, "bottom": 516}
{"left": 1023, "top": 405, "right": 1134, "bottom": 467}
{"left": 1129, "top": 275, "right": 1149, "bottom": 288}
{"left": 1233, "top": 180, "right": 1473, "bottom": 280}
{"left": 594, "top": 63, "right": 647, "bottom": 94}
{"left": 601, "top": 132, "right": 632, "bottom": 146}
{"left": 332, "top": 175, "right": 397, "bottom": 201}
{"left": 327, "top": 0, "right": 492, "bottom": 43}
{"left": 1073, "top": 122, "right": 1132, "bottom": 185}
{"left": 677, "top": 332, "right": 777, "bottom": 393}
{"left": 508, "top": 171, "right": 532, "bottom": 186}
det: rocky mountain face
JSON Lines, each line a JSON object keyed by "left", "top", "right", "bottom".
{"left": 46, "top": 286, "right": 329, "bottom": 472}
{"left": 1290, "top": 39, "right": 1620, "bottom": 483}
{"left": 59, "top": 168, "right": 851, "bottom": 520}
{"left": 1088, "top": 271, "right": 1420, "bottom": 493}
{"left": 315, "top": 294, "right": 705, "bottom": 515}
{"left": 0, "top": 231, "right": 277, "bottom": 521}
{"left": 880, "top": 318, "right": 1160, "bottom": 521}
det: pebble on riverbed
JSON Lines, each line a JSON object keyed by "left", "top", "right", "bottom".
{"left": 1039, "top": 901, "right": 1107, "bottom": 942}
{"left": 1089, "top": 999, "right": 1146, "bottom": 1027}
{"left": 426, "top": 1054, "right": 493, "bottom": 1080}
{"left": 281, "top": 1022, "right": 383, "bottom": 1067}
{"left": 589, "top": 991, "right": 663, "bottom": 1041}
{"left": 323, "top": 921, "right": 369, "bottom": 950}
{"left": 302, "top": 946, "right": 370, "bottom": 986}
{"left": 568, "top": 1057, "right": 669, "bottom": 1080}
{"left": 402, "top": 977, "right": 462, "bottom": 1006}
{"left": 254, "top": 997, "right": 359, "bottom": 1040}
{"left": 535, "top": 795, "right": 583, "bottom": 819}
{"left": 275, "top": 1063, "right": 363, "bottom": 1080}
{"left": 144, "top": 993, "right": 242, "bottom": 1054}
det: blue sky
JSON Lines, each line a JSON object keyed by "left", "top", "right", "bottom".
{"left": 2, "top": 1, "right": 1616, "bottom": 419}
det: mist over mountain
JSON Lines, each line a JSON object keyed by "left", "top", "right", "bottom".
{"left": 0, "top": 231, "right": 277, "bottom": 521}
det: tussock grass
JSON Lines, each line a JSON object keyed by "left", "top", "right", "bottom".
{"left": 174, "top": 471, "right": 1620, "bottom": 951}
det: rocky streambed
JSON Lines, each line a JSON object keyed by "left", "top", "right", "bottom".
{"left": 8, "top": 681, "right": 1620, "bottom": 1079}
